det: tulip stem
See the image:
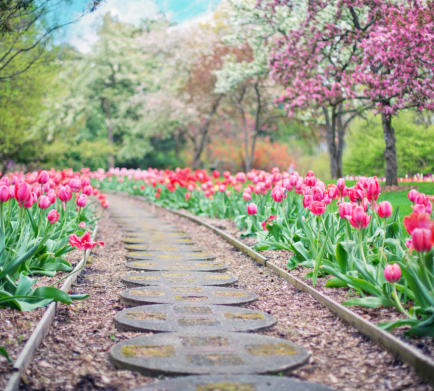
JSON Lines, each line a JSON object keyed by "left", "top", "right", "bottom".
{"left": 391, "top": 285, "right": 413, "bottom": 319}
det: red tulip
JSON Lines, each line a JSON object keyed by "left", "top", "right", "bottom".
{"left": 403, "top": 212, "right": 431, "bottom": 235}
{"left": 384, "top": 264, "right": 401, "bottom": 283}
{"left": 69, "top": 231, "right": 104, "bottom": 250}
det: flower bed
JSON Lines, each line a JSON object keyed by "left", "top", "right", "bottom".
{"left": 93, "top": 167, "right": 433, "bottom": 338}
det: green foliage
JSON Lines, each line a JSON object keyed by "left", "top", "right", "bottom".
{"left": 344, "top": 111, "right": 434, "bottom": 176}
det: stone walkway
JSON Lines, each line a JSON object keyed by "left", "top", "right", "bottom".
{"left": 107, "top": 194, "right": 335, "bottom": 391}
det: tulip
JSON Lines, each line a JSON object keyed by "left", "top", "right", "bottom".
{"left": 246, "top": 203, "right": 257, "bottom": 215}
{"left": 47, "top": 209, "right": 59, "bottom": 224}
{"left": 76, "top": 194, "right": 88, "bottom": 208}
{"left": 384, "top": 263, "right": 401, "bottom": 283}
{"left": 69, "top": 178, "right": 81, "bottom": 192}
{"left": 412, "top": 228, "right": 432, "bottom": 252}
{"left": 38, "top": 170, "right": 49, "bottom": 184}
{"left": 408, "top": 189, "right": 418, "bottom": 202}
{"left": 309, "top": 201, "right": 326, "bottom": 215}
{"left": 185, "top": 192, "right": 191, "bottom": 201}
{"left": 302, "top": 194, "right": 313, "bottom": 208}
{"left": 377, "top": 201, "right": 393, "bottom": 218}
{"left": 339, "top": 202, "right": 353, "bottom": 219}
{"left": 366, "top": 177, "right": 380, "bottom": 201}
{"left": 14, "top": 182, "right": 31, "bottom": 203}
{"left": 82, "top": 185, "right": 93, "bottom": 196}
{"left": 22, "top": 192, "right": 36, "bottom": 208}
{"left": 336, "top": 178, "right": 346, "bottom": 192}
{"left": 58, "top": 186, "right": 72, "bottom": 202}
{"left": 0, "top": 185, "right": 9, "bottom": 202}
{"left": 38, "top": 195, "right": 51, "bottom": 209}
{"left": 350, "top": 205, "right": 371, "bottom": 229}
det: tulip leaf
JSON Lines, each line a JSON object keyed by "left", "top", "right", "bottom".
{"left": 343, "top": 296, "right": 393, "bottom": 308}
{"left": 336, "top": 242, "right": 348, "bottom": 273}
{"left": 0, "top": 346, "right": 12, "bottom": 363}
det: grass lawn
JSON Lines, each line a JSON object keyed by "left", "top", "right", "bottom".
{"left": 378, "top": 182, "right": 434, "bottom": 219}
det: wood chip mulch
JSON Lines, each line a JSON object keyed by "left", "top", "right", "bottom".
{"left": 0, "top": 193, "right": 431, "bottom": 391}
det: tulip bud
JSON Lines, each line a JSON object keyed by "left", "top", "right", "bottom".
{"left": 0, "top": 185, "right": 10, "bottom": 202}
{"left": 408, "top": 189, "right": 418, "bottom": 202}
{"left": 38, "top": 195, "right": 51, "bottom": 209}
{"left": 246, "top": 202, "right": 258, "bottom": 215}
{"left": 377, "top": 201, "right": 393, "bottom": 218}
{"left": 412, "top": 228, "right": 432, "bottom": 252}
{"left": 38, "top": 170, "right": 49, "bottom": 184}
{"left": 47, "top": 209, "right": 59, "bottom": 224}
{"left": 384, "top": 264, "right": 401, "bottom": 283}
{"left": 14, "top": 182, "right": 31, "bottom": 203}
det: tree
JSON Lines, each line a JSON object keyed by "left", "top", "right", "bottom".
{"left": 344, "top": 111, "right": 434, "bottom": 177}
{"left": 214, "top": 0, "right": 289, "bottom": 171}
{"left": 352, "top": 1, "right": 433, "bottom": 185}
{"left": 0, "top": 0, "right": 101, "bottom": 80}
{"left": 265, "top": 0, "right": 373, "bottom": 178}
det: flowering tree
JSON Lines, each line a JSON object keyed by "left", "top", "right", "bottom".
{"left": 265, "top": 0, "right": 433, "bottom": 184}
{"left": 353, "top": 1, "right": 433, "bottom": 185}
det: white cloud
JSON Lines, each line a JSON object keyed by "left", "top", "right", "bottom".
{"left": 68, "top": 0, "right": 159, "bottom": 53}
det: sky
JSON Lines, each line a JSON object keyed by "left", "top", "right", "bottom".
{"left": 57, "top": 0, "right": 220, "bottom": 53}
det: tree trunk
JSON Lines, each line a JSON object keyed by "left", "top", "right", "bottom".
{"left": 381, "top": 113, "right": 398, "bottom": 186}
{"left": 101, "top": 97, "right": 115, "bottom": 169}
{"left": 323, "top": 105, "right": 345, "bottom": 178}
{"left": 191, "top": 95, "right": 222, "bottom": 170}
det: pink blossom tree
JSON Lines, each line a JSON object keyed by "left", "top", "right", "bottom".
{"left": 264, "top": 0, "right": 433, "bottom": 184}
{"left": 353, "top": 1, "right": 433, "bottom": 185}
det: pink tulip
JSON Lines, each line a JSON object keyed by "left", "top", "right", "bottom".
{"left": 14, "top": 182, "right": 31, "bottom": 203}
{"left": 339, "top": 202, "right": 353, "bottom": 219}
{"left": 0, "top": 185, "right": 10, "bottom": 202}
{"left": 366, "top": 177, "right": 380, "bottom": 201}
{"left": 302, "top": 194, "right": 313, "bottom": 208}
{"left": 384, "top": 264, "right": 401, "bottom": 283}
{"left": 350, "top": 205, "right": 371, "bottom": 229}
{"left": 408, "top": 189, "right": 418, "bottom": 202}
{"left": 336, "top": 178, "right": 346, "bottom": 192}
{"left": 69, "top": 178, "right": 81, "bottom": 192}
{"left": 377, "top": 201, "right": 393, "bottom": 218}
{"left": 22, "top": 192, "right": 36, "bottom": 208}
{"left": 82, "top": 185, "right": 93, "bottom": 196}
{"left": 58, "top": 186, "right": 72, "bottom": 202}
{"left": 246, "top": 203, "right": 258, "bottom": 215}
{"left": 38, "top": 195, "right": 51, "bottom": 209}
{"left": 76, "top": 194, "right": 87, "bottom": 208}
{"left": 47, "top": 209, "right": 59, "bottom": 224}
{"left": 309, "top": 201, "right": 326, "bottom": 215}
{"left": 37, "top": 170, "right": 49, "bottom": 184}
{"left": 412, "top": 228, "right": 432, "bottom": 252}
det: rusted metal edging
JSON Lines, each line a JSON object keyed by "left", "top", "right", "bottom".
{"left": 157, "top": 205, "right": 434, "bottom": 385}
{"left": 5, "top": 224, "right": 99, "bottom": 391}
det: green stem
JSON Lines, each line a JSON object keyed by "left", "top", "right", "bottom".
{"left": 392, "top": 284, "right": 413, "bottom": 319}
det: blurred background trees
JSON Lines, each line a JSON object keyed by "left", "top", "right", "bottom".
{"left": 1, "top": 0, "right": 432, "bottom": 180}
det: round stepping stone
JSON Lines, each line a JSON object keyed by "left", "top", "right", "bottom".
{"left": 126, "top": 251, "right": 216, "bottom": 261}
{"left": 115, "top": 304, "right": 276, "bottom": 333}
{"left": 120, "top": 286, "right": 256, "bottom": 306}
{"left": 122, "top": 271, "right": 237, "bottom": 287}
{"left": 126, "top": 260, "right": 227, "bottom": 272}
{"left": 130, "top": 375, "right": 336, "bottom": 391}
{"left": 110, "top": 332, "right": 309, "bottom": 375}
{"left": 124, "top": 244, "right": 203, "bottom": 252}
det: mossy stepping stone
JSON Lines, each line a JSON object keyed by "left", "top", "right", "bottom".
{"left": 110, "top": 332, "right": 309, "bottom": 375}
{"left": 130, "top": 375, "right": 336, "bottom": 391}
{"left": 120, "top": 286, "right": 256, "bottom": 306}
{"left": 126, "top": 251, "right": 216, "bottom": 261}
{"left": 125, "top": 244, "right": 204, "bottom": 252}
{"left": 122, "top": 271, "right": 237, "bottom": 287}
{"left": 115, "top": 304, "right": 275, "bottom": 332}
{"left": 126, "top": 260, "right": 226, "bottom": 272}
